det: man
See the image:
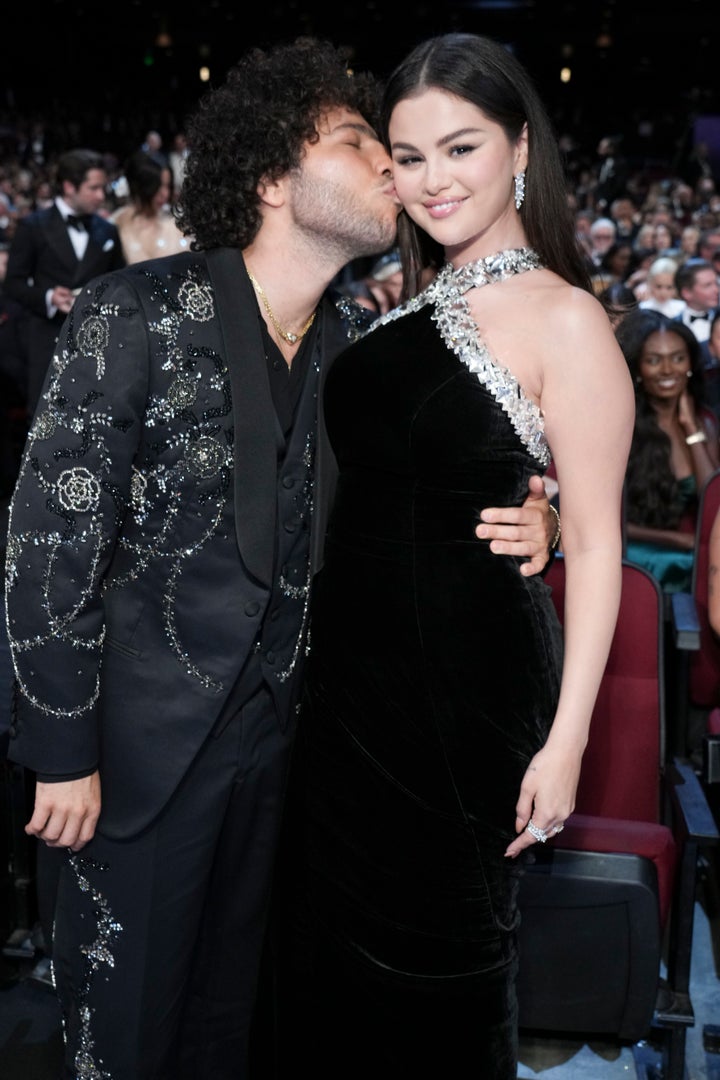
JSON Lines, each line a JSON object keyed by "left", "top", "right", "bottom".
{"left": 674, "top": 258, "right": 719, "bottom": 343}
{"left": 4, "top": 39, "right": 555, "bottom": 1079}
{"left": 587, "top": 215, "right": 617, "bottom": 267}
{"left": 696, "top": 226, "right": 720, "bottom": 265}
{"left": 4, "top": 147, "right": 125, "bottom": 416}
{"left": 592, "top": 135, "right": 629, "bottom": 212}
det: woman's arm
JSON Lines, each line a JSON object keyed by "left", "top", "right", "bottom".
{"left": 506, "top": 287, "right": 635, "bottom": 857}
{"left": 708, "top": 509, "right": 720, "bottom": 636}
{"left": 625, "top": 520, "right": 695, "bottom": 550}
{"left": 678, "top": 396, "right": 720, "bottom": 485}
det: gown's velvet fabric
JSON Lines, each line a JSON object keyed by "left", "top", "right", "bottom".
{"left": 275, "top": 303, "right": 564, "bottom": 1078}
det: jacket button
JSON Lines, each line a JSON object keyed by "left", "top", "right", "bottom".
{"left": 244, "top": 601, "right": 260, "bottom": 617}
{"left": 282, "top": 476, "right": 295, "bottom": 489}
{"left": 266, "top": 651, "right": 276, "bottom": 665}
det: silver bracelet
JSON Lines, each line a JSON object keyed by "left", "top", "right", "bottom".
{"left": 548, "top": 503, "right": 562, "bottom": 550}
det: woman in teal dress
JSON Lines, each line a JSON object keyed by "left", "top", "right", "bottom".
{"left": 619, "top": 308, "right": 719, "bottom": 592}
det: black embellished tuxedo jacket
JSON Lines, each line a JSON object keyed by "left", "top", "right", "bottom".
{"left": 4, "top": 248, "right": 368, "bottom": 838}
{"left": 5, "top": 204, "right": 125, "bottom": 411}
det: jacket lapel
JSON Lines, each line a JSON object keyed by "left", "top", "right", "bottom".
{"left": 47, "top": 205, "right": 79, "bottom": 267}
{"left": 207, "top": 247, "right": 277, "bottom": 588}
{"left": 76, "top": 218, "right": 117, "bottom": 281}
{"left": 310, "top": 295, "right": 349, "bottom": 573}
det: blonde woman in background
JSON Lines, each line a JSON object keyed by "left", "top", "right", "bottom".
{"left": 638, "top": 255, "right": 686, "bottom": 316}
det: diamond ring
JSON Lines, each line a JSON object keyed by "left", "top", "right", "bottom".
{"left": 526, "top": 820, "right": 549, "bottom": 844}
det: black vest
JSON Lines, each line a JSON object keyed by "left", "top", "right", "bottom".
{"left": 220, "top": 341, "right": 321, "bottom": 728}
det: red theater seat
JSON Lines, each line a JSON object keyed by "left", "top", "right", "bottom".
{"left": 517, "top": 557, "right": 718, "bottom": 1080}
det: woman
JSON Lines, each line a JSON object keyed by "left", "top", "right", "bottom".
{"left": 620, "top": 308, "right": 719, "bottom": 592}
{"left": 638, "top": 255, "right": 685, "bottom": 316}
{"left": 590, "top": 238, "right": 635, "bottom": 296}
{"left": 708, "top": 504, "right": 720, "bottom": 635}
{"left": 111, "top": 150, "right": 189, "bottom": 263}
{"left": 276, "top": 33, "right": 634, "bottom": 1078}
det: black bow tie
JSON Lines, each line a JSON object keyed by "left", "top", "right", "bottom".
{"left": 688, "top": 312, "right": 710, "bottom": 323}
{"left": 66, "top": 214, "right": 90, "bottom": 231}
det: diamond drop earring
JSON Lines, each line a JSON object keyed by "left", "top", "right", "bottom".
{"left": 514, "top": 170, "right": 526, "bottom": 210}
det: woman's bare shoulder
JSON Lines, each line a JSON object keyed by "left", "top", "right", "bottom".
{"left": 530, "top": 273, "right": 617, "bottom": 339}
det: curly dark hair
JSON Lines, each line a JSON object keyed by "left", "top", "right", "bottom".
{"left": 175, "top": 37, "right": 381, "bottom": 251}
{"left": 616, "top": 307, "right": 708, "bottom": 529}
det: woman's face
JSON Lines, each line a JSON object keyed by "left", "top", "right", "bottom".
{"left": 388, "top": 88, "right": 527, "bottom": 264}
{"left": 638, "top": 329, "right": 691, "bottom": 403}
{"left": 608, "top": 245, "right": 632, "bottom": 276}
{"left": 681, "top": 227, "right": 699, "bottom": 255}
{"left": 653, "top": 224, "right": 672, "bottom": 250}
{"left": 153, "top": 168, "right": 173, "bottom": 211}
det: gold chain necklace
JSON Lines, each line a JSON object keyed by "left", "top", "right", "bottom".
{"left": 247, "top": 271, "right": 316, "bottom": 345}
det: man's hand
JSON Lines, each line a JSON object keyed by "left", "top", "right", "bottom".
{"left": 26, "top": 771, "right": 101, "bottom": 852}
{"left": 51, "top": 286, "right": 76, "bottom": 315}
{"left": 476, "top": 474, "right": 557, "bottom": 577}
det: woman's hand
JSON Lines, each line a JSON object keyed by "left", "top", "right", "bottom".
{"left": 504, "top": 743, "right": 583, "bottom": 859}
{"left": 677, "top": 388, "right": 700, "bottom": 435}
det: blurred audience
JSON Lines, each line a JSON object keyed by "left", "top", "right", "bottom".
{"left": 340, "top": 250, "right": 404, "bottom": 316}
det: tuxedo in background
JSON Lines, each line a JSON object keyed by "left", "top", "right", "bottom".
{"left": 5, "top": 200, "right": 124, "bottom": 415}
{"left": 673, "top": 305, "right": 718, "bottom": 344}
{"left": 4, "top": 249, "right": 370, "bottom": 1076}
{"left": 673, "top": 258, "right": 720, "bottom": 346}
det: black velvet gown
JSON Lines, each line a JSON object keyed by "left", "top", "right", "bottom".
{"left": 275, "top": 251, "right": 564, "bottom": 1079}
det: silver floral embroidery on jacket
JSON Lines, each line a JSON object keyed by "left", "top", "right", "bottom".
{"left": 275, "top": 426, "right": 317, "bottom": 684}
{"left": 66, "top": 853, "right": 123, "bottom": 1080}
{"left": 184, "top": 435, "right": 228, "bottom": 479}
{"left": 178, "top": 278, "right": 214, "bottom": 321}
{"left": 75, "top": 313, "right": 111, "bottom": 379}
{"left": 56, "top": 467, "right": 102, "bottom": 513}
{"left": 31, "top": 409, "right": 58, "bottom": 441}
{"left": 369, "top": 248, "right": 550, "bottom": 467}
{"left": 167, "top": 371, "right": 199, "bottom": 410}
{"left": 5, "top": 266, "right": 234, "bottom": 717}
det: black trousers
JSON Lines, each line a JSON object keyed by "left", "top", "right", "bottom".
{"left": 47, "top": 686, "right": 294, "bottom": 1080}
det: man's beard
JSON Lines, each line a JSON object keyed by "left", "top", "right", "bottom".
{"left": 290, "top": 171, "right": 398, "bottom": 266}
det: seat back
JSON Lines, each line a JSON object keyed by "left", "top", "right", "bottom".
{"left": 688, "top": 468, "right": 720, "bottom": 707}
{"left": 545, "top": 556, "right": 665, "bottom": 823}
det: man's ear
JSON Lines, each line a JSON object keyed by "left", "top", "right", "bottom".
{"left": 257, "top": 175, "right": 285, "bottom": 209}
{"left": 61, "top": 179, "right": 78, "bottom": 204}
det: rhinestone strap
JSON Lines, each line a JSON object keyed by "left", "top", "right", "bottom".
{"left": 370, "top": 248, "right": 550, "bottom": 466}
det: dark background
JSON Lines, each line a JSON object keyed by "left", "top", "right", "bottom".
{"left": 3, "top": 0, "right": 720, "bottom": 176}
